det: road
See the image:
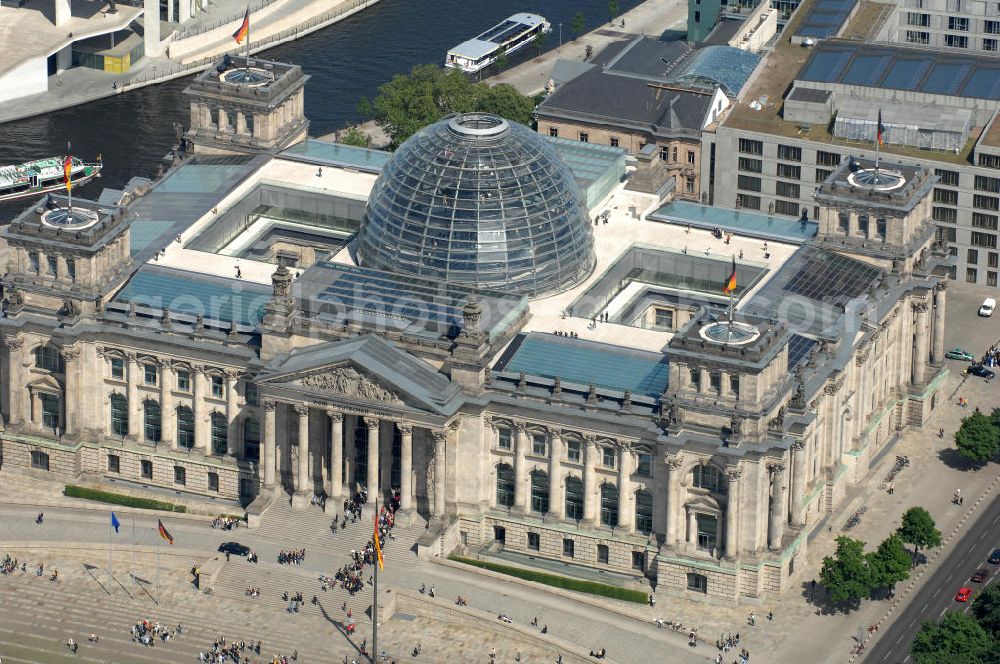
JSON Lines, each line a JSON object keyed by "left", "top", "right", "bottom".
{"left": 864, "top": 493, "right": 1000, "bottom": 664}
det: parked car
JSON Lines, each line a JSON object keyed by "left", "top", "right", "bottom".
{"left": 989, "top": 548, "right": 1000, "bottom": 564}
{"left": 218, "top": 542, "right": 250, "bottom": 556}
{"left": 980, "top": 298, "right": 996, "bottom": 317}
{"left": 946, "top": 348, "right": 975, "bottom": 361}
{"left": 955, "top": 587, "right": 973, "bottom": 602}
{"left": 972, "top": 569, "right": 990, "bottom": 583}
{"left": 969, "top": 364, "right": 996, "bottom": 380}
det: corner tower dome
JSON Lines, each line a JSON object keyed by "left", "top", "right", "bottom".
{"left": 354, "top": 113, "right": 596, "bottom": 298}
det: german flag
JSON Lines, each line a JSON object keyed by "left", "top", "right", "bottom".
{"left": 723, "top": 256, "right": 737, "bottom": 294}
{"left": 232, "top": 8, "right": 249, "bottom": 45}
{"left": 157, "top": 519, "right": 174, "bottom": 545}
{"left": 63, "top": 156, "right": 73, "bottom": 192}
{"left": 877, "top": 109, "right": 885, "bottom": 147}
{"left": 373, "top": 512, "right": 384, "bottom": 571}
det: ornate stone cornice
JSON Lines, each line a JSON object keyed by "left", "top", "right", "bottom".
{"left": 364, "top": 415, "right": 381, "bottom": 429}
{"left": 293, "top": 404, "right": 309, "bottom": 416}
{"left": 327, "top": 411, "right": 344, "bottom": 423}
{"left": 397, "top": 423, "right": 413, "bottom": 435}
{"left": 664, "top": 454, "right": 683, "bottom": 470}
{"left": 431, "top": 429, "right": 447, "bottom": 443}
{"left": 60, "top": 344, "right": 81, "bottom": 362}
{"left": 263, "top": 400, "right": 276, "bottom": 412}
{"left": 725, "top": 464, "right": 743, "bottom": 482}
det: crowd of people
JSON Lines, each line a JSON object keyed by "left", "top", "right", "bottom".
{"left": 322, "top": 489, "right": 400, "bottom": 598}
{"left": 130, "top": 619, "right": 181, "bottom": 647}
{"left": 245, "top": 585, "right": 260, "bottom": 598}
{"left": 277, "top": 549, "right": 306, "bottom": 565}
{"left": 1, "top": 554, "right": 26, "bottom": 574}
{"left": 197, "top": 636, "right": 294, "bottom": 663}
{"left": 981, "top": 346, "right": 1000, "bottom": 367}
{"left": 212, "top": 516, "right": 241, "bottom": 530}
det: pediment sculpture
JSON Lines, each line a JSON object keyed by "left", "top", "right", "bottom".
{"left": 297, "top": 366, "right": 401, "bottom": 404}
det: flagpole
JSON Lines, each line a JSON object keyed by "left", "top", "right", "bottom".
{"left": 156, "top": 526, "right": 160, "bottom": 604}
{"left": 246, "top": 7, "right": 251, "bottom": 74}
{"left": 874, "top": 110, "right": 881, "bottom": 184}
{"left": 108, "top": 514, "right": 113, "bottom": 598}
{"left": 373, "top": 491, "right": 379, "bottom": 664}
{"left": 131, "top": 514, "right": 136, "bottom": 599}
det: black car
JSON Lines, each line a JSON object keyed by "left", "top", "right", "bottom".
{"left": 989, "top": 548, "right": 1000, "bottom": 564}
{"left": 218, "top": 542, "right": 250, "bottom": 557}
{"left": 969, "top": 364, "right": 996, "bottom": 380}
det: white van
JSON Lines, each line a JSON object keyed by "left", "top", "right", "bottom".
{"left": 979, "top": 297, "right": 996, "bottom": 317}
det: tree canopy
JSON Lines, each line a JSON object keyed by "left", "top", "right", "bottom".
{"left": 368, "top": 64, "right": 536, "bottom": 148}
{"left": 820, "top": 536, "right": 871, "bottom": 606}
{"left": 867, "top": 533, "right": 911, "bottom": 593}
{"left": 571, "top": 12, "right": 586, "bottom": 39}
{"left": 911, "top": 611, "right": 995, "bottom": 664}
{"left": 973, "top": 582, "right": 1000, "bottom": 637}
{"left": 955, "top": 409, "right": 1000, "bottom": 463}
{"left": 897, "top": 506, "right": 941, "bottom": 565}
{"left": 337, "top": 126, "right": 370, "bottom": 148}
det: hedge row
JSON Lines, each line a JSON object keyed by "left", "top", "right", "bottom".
{"left": 63, "top": 485, "right": 187, "bottom": 513}
{"left": 449, "top": 555, "right": 648, "bottom": 604}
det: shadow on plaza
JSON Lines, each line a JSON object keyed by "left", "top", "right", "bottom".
{"left": 317, "top": 599, "right": 367, "bottom": 660}
{"left": 937, "top": 447, "right": 987, "bottom": 472}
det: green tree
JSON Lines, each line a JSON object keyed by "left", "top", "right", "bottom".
{"left": 912, "top": 611, "right": 995, "bottom": 664}
{"left": 338, "top": 126, "right": 370, "bottom": 148}
{"left": 608, "top": 0, "right": 620, "bottom": 22}
{"left": 973, "top": 582, "right": 1000, "bottom": 637}
{"left": 533, "top": 30, "right": 546, "bottom": 56}
{"left": 494, "top": 46, "right": 509, "bottom": 74}
{"left": 867, "top": 534, "right": 911, "bottom": 595}
{"left": 897, "top": 506, "right": 942, "bottom": 566}
{"left": 571, "top": 11, "right": 586, "bottom": 40}
{"left": 356, "top": 96, "right": 374, "bottom": 120}
{"left": 955, "top": 409, "right": 1000, "bottom": 463}
{"left": 474, "top": 84, "right": 535, "bottom": 125}
{"left": 819, "top": 536, "right": 871, "bottom": 607}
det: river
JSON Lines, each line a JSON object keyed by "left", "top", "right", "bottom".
{"left": 0, "top": 0, "right": 644, "bottom": 220}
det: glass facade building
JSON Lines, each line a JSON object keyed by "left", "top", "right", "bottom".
{"left": 355, "top": 114, "right": 596, "bottom": 298}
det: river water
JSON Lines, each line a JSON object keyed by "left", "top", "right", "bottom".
{"left": 0, "top": 0, "right": 643, "bottom": 220}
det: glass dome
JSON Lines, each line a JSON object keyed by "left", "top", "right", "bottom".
{"left": 354, "top": 113, "right": 596, "bottom": 298}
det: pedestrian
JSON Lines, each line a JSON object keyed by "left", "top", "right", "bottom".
{"left": 960, "top": 496, "right": 964, "bottom": 505}
{"left": 767, "top": 610, "right": 773, "bottom": 621}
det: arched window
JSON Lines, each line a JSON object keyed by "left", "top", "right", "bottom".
{"left": 565, "top": 476, "right": 584, "bottom": 520}
{"left": 210, "top": 413, "right": 227, "bottom": 455}
{"left": 496, "top": 464, "right": 514, "bottom": 508}
{"left": 600, "top": 483, "right": 619, "bottom": 527}
{"left": 177, "top": 406, "right": 194, "bottom": 449}
{"left": 144, "top": 401, "right": 161, "bottom": 443}
{"left": 635, "top": 490, "right": 654, "bottom": 534}
{"left": 110, "top": 394, "right": 128, "bottom": 437}
{"left": 244, "top": 416, "right": 260, "bottom": 462}
{"left": 530, "top": 470, "right": 549, "bottom": 514}
{"left": 34, "top": 345, "right": 63, "bottom": 372}
{"left": 692, "top": 465, "right": 725, "bottom": 493}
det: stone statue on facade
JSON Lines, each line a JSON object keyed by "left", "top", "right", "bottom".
{"left": 271, "top": 259, "right": 292, "bottom": 298}
{"left": 459, "top": 295, "right": 486, "bottom": 344}
{"left": 299, "top": 366, "right": 399, "bottom": 404}
{"left": 60, "top": 298, "right": 80, "bottom": 319}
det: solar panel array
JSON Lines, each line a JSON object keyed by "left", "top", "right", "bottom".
{"left": 783, "top": 247, "right": 882, "bottom": 303}
{"left": 799, "top": 42, "right": 1000, "bottom": 101}
{"left": 795, "top": 0, "right": 858, "bottom": 39}
{"left": 787, "top": 334, "right": 817, "bottom": 371}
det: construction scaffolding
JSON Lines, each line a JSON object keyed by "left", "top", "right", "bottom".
{"left": 832, "top": 101, "right": 970, "bottom": 153}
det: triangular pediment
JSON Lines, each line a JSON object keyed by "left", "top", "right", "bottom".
{"left": 289, "top": 364, "right": 405, "bottom": 406}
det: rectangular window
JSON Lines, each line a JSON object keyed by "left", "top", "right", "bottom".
{"left": 933, "top": 206, "right": 958, "bottom": 223}
{"left": 578, "top": 132, "right": 589, "bottom": 143}
{"left": 937, "top": 226, "right": 957, "bottom": 243}
{"left": 907, "top": 11, "right": 930, "bottom": 26}
{"left": 974, "top": 195, "right": 1000, "bottom": 211}
{"left": 211, "top": 375, "right": 224, "bottom": 398}
{"left": 654, "top": 308, "right": 674, "bottom": 329}
{"left": 935, "top": 168, "right": 960, "bottom": 187}
{"left": 967, "top": 267, "right": 979, "bottom": 283}
{"left": 815, "top": 168, "right": 832, "bottom": 183}
{"left": 816, "top": 150, "right": 840, "bottom": 167}
{"left": 986, "top": 20, "right": 1000, "bottom": 34}
{"left": 107, "top": 454, "right": 121, "bottom": 473}
{"left": 775, "top": 181, "right": 800, "bottom": 199}
{"left": 141, "top": 459, "right": 153, "bottom": 479}
{"left": 632, "top": 551, "right": 646, "bottom": 570}
{"left": 858, "top": 214, "right": 870, "bottom": 236}
{"left": 876, "top": 217, "right": 886, "bottom": 238}
{"left": 497, "top": 427, "right": 512, "bottom": 450}
{"left": 660, "top": 146, "right": 668, "bottom": 161}
{"left": 687, "top": 150, "right": 696, "bottom": 165}
{"left": 736, "top": 193, "right": 760, "bottom": 210}
{"left": 973, "top": 212, "right": 999, "bottom": 230}
{"left": 709, "top": 372, "right": 722, "bottom": 393}
{"left": 990, "top": 252, "right": 999, "bottom": 269}
{"left": 208, "top": 472, "right": 219, "bottom": 492}
{"left": 738, "top": 138, "right": 763, "bottom": 155}
{"left": 30, "top": 451, "right": 49, "bottom": 471}
{"left": 567, "top": 440, "right": 581, "bottom": 462}
{"left": 637, "top": 453, "right": 652, "bottom": 477}
{"left": 602, "top": 447, "right": 616, "bottom": 468}
{"left": 737, "top": 175, "right": 761, "bottom": 192}
{"left": 689, "top": 368, "right": 701, "bottom": 390}
{"left": 685, "top": 175, "right": 695, "bottom": 193}
{"left": 597, "top": 544, "right": 609, "bottom": 564}
{"left": 66, "top": 258, "right": 75, "bottom": 281}
{"left": 47, "top": 255, "right": 57, "bottom": 277}
{"left": 177, "top": 371, "right": 190, "bottom": 392}
{"left": 562, "top": 539, "right": 575, "bottom": 557}
{"left": 776, "top": 163, "right": 801, "bottom": 180}
{"left": 672, "top": 146, "right": 678, "bottom": 162}
{"left": 990, "top": 272, "right": 999, "bottom": 288}
{"left": 774, "top": 200, "right": 800, "bottom": 216}
{"left": 971, "top": 232, "right": 998, "bottom": 248}
{"left": 528, "top": 532, "right": 540, "bottom": 551}
{"left": 610, "top": 137, "right": 619, "bottom": 148}
{"left": 532, "top": 434, "right": 546, "bottom": 456}
{"left": 777, "top": 144, "right": 802, "bottom": 162}
{"left": 945, "top": 34, "right": 968, "bottom": 48}
{"left": 245, "top": 382, "right": 258, "bottom": 406}
{"left": 174, "top": 466, "right": 186, "bottom": 485}
{"left": 985, "top": 38, "right": 999, "bottom": 52}
{"left": 968, "top": 249, "right": 979, "bottom": 265}
{"left": 906, "top": 30, "right": 930, "bottom": 44}
{"left": 838, "top": 211, "right": 851, "bottom": 233}
{"left": 29, "top": 253, "right": 39, "bottom": 274}
{"left": 730, "top": 374, "right": 740, "bottom": 396}
{"left": 976, "top": 175, "right": 1000, "bottom": 193}
{"left": 738, "top": 157, "right": 762, "bottom": 173}
{"left": 111, "top": 358, "right": 125, "bottom": 380}
{"left": 981, "top": 154, "right": 1000, "bottom": 169}
{"left": 948, "top": 16, "right": 968, "bottom": 31}
{"left": 548, "top": 127, "right": 558, "bottom": 137}
{"left": 933, "top": 188, "right": 959, "bottom": 205}
{"left": 144, "top": 364, "right": 157, "bottom": 386}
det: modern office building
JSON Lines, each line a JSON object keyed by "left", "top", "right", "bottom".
{"left": 884, "top": 0, "right": 1000, "bottom": 54}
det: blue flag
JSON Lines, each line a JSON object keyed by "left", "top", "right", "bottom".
{"left": 111, "top": 511, "right": 121, "bottom": 534}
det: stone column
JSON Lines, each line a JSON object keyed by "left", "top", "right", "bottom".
{"left": 399, "top": 423, "right": 413, "bottom": 511}
{"left": 344, "top": 414, "right": 357, "bottom": 493}
{"left": 432, "top": 429, "right": 447, "bottom": 518}
{"left": 126, "top": 353, "right": 140, "bottom": 441}
{"left": 513, "top": 423, "right": 529, "bottom": 513}
{"left": 4, "top": 337, "right": 25, "bottom": 428}
{"left": 263, "top": 400, "right": 276, "bottom": 487}
{"left": 724, "top": 465, "right": 742, "bottom": 560}
{"left": 192, "top": 366, "right": 207, "bottom": 453}
{"left": 767, "top": 463, "right": 787, "bottom": 550}
{"left": 159, "top": 360, "right": 175, "bottom": 447}
{"left": 617, "top": 446, "right": 633, "bottom": 533}
{"left": 546, "top": 431, "right": 564, "bottom": 520}
{"left": 686, "top": 508, "right": 697, "bottom": 546}
{"left": 664, "top": 455, "right": 682, "bottom": 547}
{"left": 225, "top": 371, "right": 239, "bottom": 456}
{"left": 912, "top": 301, "right": 929, "bottom": 385}
{"left": 365, "top": 416, "right": 380, "bottom": 496}
{"left": 790, "top": 441, "right": 807, "bottom": 527}
{"left": 582, "top": 437, "right": 597, "bottom": 525}
{"left": 328, "top": 411, "right": 343, "bottom": 501}
{"left": 379, "top": 420, "right": 394, "bottom": 493}
{"left": 291, "top": 404, "right": 310, "bottom": 506}
{"left": 932, "top": 282, "right": 947, "bottom": 365}
{"left": 61, "top": 345, "right": 80, "bottom": 437}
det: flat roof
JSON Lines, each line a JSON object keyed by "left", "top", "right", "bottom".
{"left": 649, "top": 201, "right": 818, "bottom": 243}
{"left": 795, "top": 0, "right": 857, "bottom": 38}
{"left": 279, "top": 140, "right": 391, "bottom": 174}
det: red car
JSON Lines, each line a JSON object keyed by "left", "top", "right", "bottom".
{"left": 972, "top": 569, "right": 990, "bottom": 583}
{"left": 955, "top": 587, "right": 973, "bottom": 602}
